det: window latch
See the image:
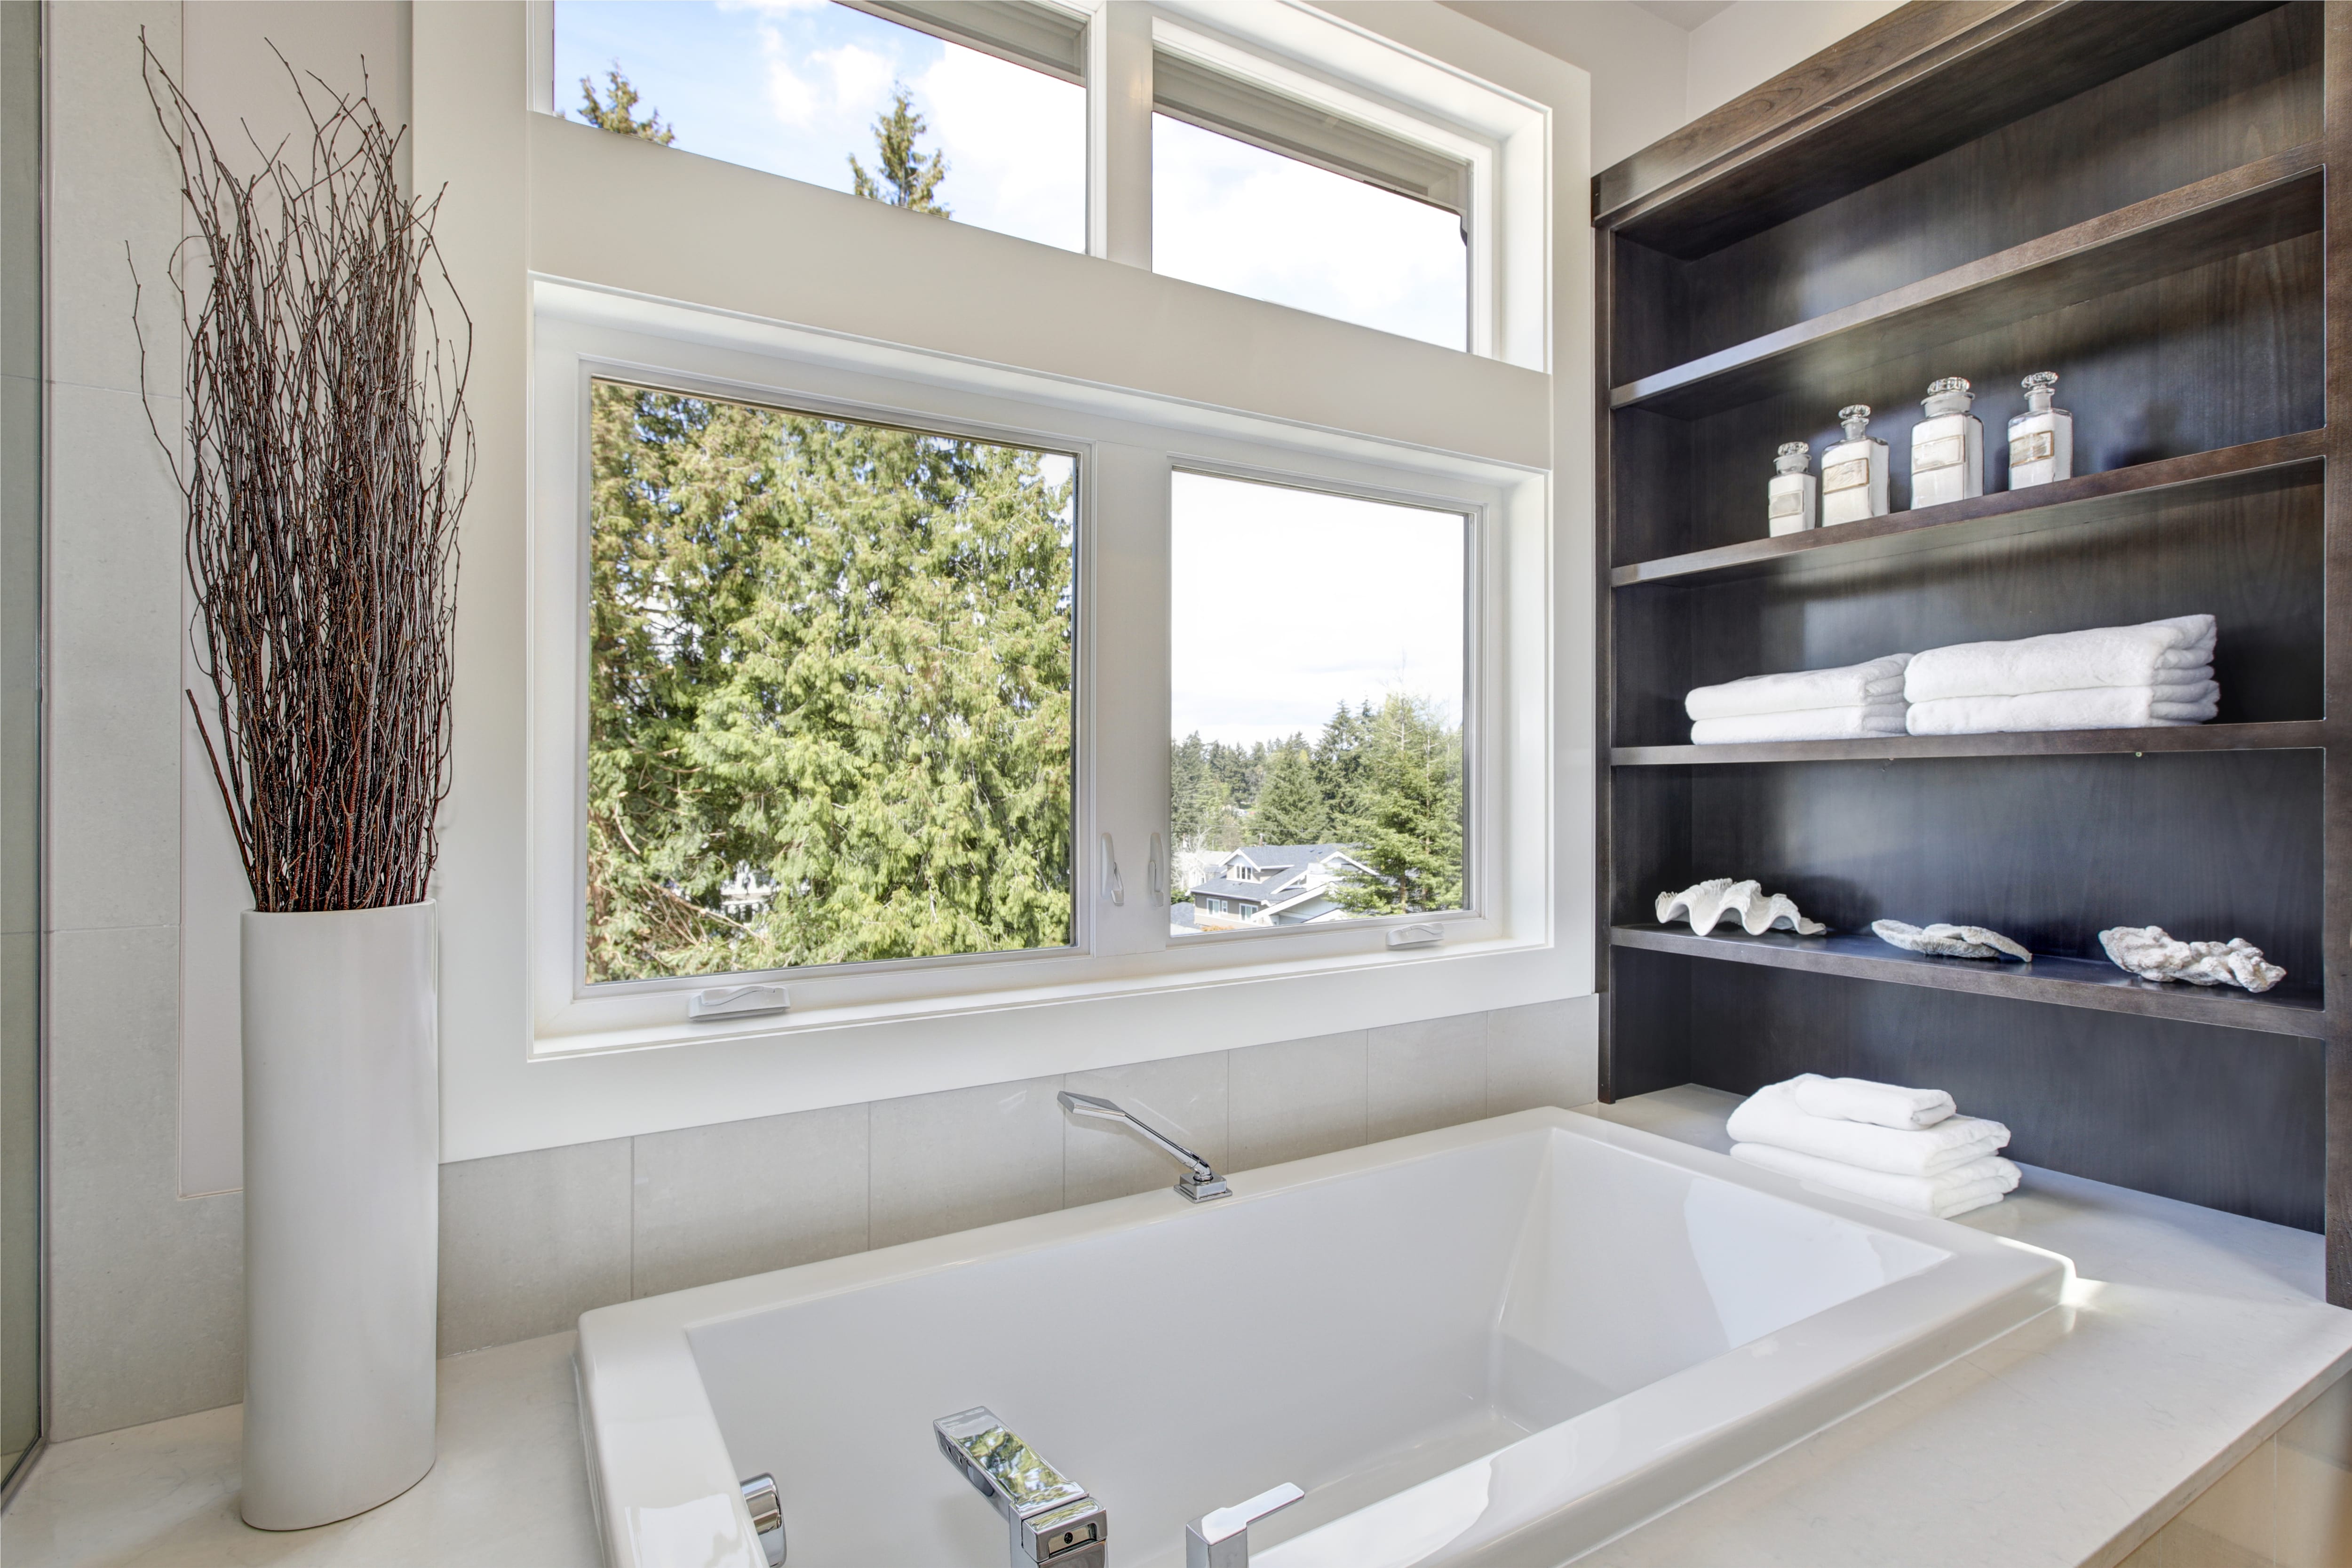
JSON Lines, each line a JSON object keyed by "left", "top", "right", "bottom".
{"left": 1101, "top": 833, "right": 1125, "bottom": 906}
{"left": 1149, "top": 833, "right": 1164, "bottom": 898}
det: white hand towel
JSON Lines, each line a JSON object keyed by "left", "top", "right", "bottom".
{"left": 1691, "top": 703, "right": 1910, "bottom": 745}
{"left": 1905, "top": 615, "right": 2215, "bottom": 702}
{"left": 1791, "top": 1075, "right": 1955, "bottom": 1130}
{"left": 1685, "top": 654, "right": 1914, "bottom": 721}
{"left": 1730, "top": 1143, "right": 2020, "bottom": 1218}
{"left": 1906, "top": 682, "right": 2217, "bottom": 735}
{"left": 1724, "top": 1076, "right": 2009, "bottom": 1175}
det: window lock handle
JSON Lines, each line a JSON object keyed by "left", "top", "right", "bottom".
{"left": 1101, "top": 833, "right": 1125, "bottom": 906}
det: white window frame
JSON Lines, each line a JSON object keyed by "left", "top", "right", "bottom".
{"left": 413, "top": 0, "right": 1591, "bottom": 1160}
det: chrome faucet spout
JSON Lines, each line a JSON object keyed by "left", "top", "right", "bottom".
{"left": 935, "top": 1407, "right": 1108, "bottom": 1568}
{"left": 1057, "top": 1090, "right": 1231, "bottom": 1201}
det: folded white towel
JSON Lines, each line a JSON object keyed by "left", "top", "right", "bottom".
{"left": 1691, "top": 703, "right": 1910, "bottom": 745}
{"left": 1726, "top": 1077, "right": 2009, "bottom": 1175}
{"left": 1906, "top": 682, "right": 2217, "bottom": 735}
{"left": 1686, "top": 654, "right": 1915, "bottom": 721}
{"left": 1905, "top": 615, "right": 2215, "bottom": 702}
{"left": 1730, "top": 1143, "right": 2020, "bottom": 1218}
{"left": 1791, "top": 1075, "right": 1955, "bottom": 1130}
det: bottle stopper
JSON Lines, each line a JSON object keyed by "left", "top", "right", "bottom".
{"left": 1838, "top": 405, "right": 1872, "bottom": 438}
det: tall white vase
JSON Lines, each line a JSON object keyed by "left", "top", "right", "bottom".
{"left": 241, "top": 899, "right": 438, "bottom": 1529}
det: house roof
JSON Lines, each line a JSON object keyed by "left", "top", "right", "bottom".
{"left": 1191, "top": 846, "right": 1376, "bottom": 906}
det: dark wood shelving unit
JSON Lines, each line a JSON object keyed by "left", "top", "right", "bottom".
{"left": 1594, "top": 0, "right": 2349, "bottom": 1290}
{"left": 1611, "top": 925, "right": 2328, "bottom": 1039}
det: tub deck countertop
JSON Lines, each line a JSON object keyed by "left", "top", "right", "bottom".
{"left": 7, "top": 1085, "right": 2350, "bottom": 1568}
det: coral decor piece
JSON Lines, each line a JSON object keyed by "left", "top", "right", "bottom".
{"left": 1656, "top": 878, "right": 1827, "bottom": 937}
{"left": 1871, "top": 920, "right": 2032, "bottom": 962}
{"left": 2098, "top": 926, "right": 2285, "bottom": 993}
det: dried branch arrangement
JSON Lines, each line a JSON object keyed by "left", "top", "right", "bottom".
{"left": 139, "top": 37, "right": 472, "bottom": 912}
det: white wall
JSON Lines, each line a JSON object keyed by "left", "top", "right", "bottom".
{"left": 1685, "top": 0, "right": 1901, "bottom": 120}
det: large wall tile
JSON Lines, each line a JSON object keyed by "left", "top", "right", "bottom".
{"left": 869, "top": 1076, "right": 1064, "bottom": 1248}
{"left": 1487, "top": 998, "right": 1597, "bottom": 1114}
{"left": 631, "top": 1104, "right": 868, "bottom": 1299}
{"left": 47, "top": 926, "right": 242, "bottom": 1439}
{"left": 440, "top": 1139, "right": 632, "bottom": 1355}
{"left": 1229, "top": 1031, "right": 1367, "bottom": 1170}
{"left": 44, "top": 382, "right": 183, "bottom": 932}
{"left": 1367, "top": 1012, "right": 1488, "bottom": 1142}
{"left": 1063, "top": 1052, "right": 1228, "bottom": 1207}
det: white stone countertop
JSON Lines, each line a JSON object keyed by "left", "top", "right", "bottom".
{"left": 6, "top": 1085, "right": 2348, "bottom": 1567}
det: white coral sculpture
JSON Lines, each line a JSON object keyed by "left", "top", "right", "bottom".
{"left": 1872, "top": 920, "right": 2032, "bottom": 962}
{"left": 2097, "top": 926, "right": 2284, "bottom": 993}
{"left": 1656, "top": 877, "right": 1826, "bottom": 937}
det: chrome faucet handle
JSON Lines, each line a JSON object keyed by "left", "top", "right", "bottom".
{"left": 1057, "top": 1090, "right": 1232, "bottom": 1201}
{"left": 934, "top": 1407, "right": 1109, "bottom": 1568}
{"left": 739, "top": 1473, "right": 786, "bottom": 1566}
{"left": 1186, "top": 1482, "right": 1305, "bottom": 1568}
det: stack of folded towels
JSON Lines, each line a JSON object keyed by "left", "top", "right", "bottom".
{"left": 1684, "top": 653, "right": 1913, "bottom": 744}
{"left": 1725, "top": 1073, "right": 2019, "bottom": 1218}
{"left": 1904, "top": 613, "right": 2217, "bottom": 735}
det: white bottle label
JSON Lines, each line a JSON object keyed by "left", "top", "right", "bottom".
{"left": 1823, "top": 458, "right": 1870, "bottom": 492}
{"left": 1769, "top": 490, "right": 1802, "bottom": 518}
{"left": 2010, "top": 429, "right": 2054, "bottom": 467}
{"left": 1914, "top": 434, "right": 1964, "bottom": 473}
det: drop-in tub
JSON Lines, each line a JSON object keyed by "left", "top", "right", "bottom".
{"left": 575, "top": 1107, "right": 2067, "bottom": 1568}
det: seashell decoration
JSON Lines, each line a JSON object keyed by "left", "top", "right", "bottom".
{"left": 1871, "top": 920, "right": 2032, "bottom": 962}
{"left": 2097, "top": 926, "right": 2284, "bottom": 993}
{"left": 1656, "top": 877, "right": 1826, "bottom": 937}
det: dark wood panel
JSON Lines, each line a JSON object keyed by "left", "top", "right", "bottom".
{"left": 1645, "top": 956, "right": 2327, "bottom": 1230}
{"left": 2314, "top": 0, "right": 2352, "bottom": 1305}
{"left": 1612, "top": 471, "right": 2326, "bottom": 748}
{"left": 1612, "top": 719, "right": 2325, "bottom": 769}
{"left": 1627, "top": 750, "right": 2328, "bottom": 980}
{"left": 1613, "top": 923, "right": 2326, "bottom": 1037}
{"left": 1602, "top": 2, "right": 2283, "bottom": 258}
{"left": 1611, "top": 433, "right": 2323, "bottom": 588}
{"left": 1614, "top": 154, "right": 2320, "bottom": 417}
{"left": 1639, "top": 4, "right": 2321, "bottom": 376}
{"left": 1625, "top": 231, "right": 2323, "bottom": 565}
{"left": 1605, "top": 946, "right": 1694, "bottom": 1100}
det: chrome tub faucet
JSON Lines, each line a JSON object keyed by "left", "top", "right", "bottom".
{"left": 935, "top": 1407, "right": 1108, "bottom": 1568}
{"left": 1057, "top": 1090, "right": 1231, "bottom": 1201}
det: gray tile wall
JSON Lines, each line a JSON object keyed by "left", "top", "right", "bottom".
{"left": 437, "top": 999, "right": 1598, "bottom": 1354}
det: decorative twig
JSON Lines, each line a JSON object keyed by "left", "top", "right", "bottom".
{"left": 137, "top": 31, "right": 473, "bottom": 913}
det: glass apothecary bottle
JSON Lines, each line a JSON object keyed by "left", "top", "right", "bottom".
{"left": 2007, "top": 371, "right": 2072, "bottom": 489}
{"left": 1910, "top": 376, "right": 1982, "bottom": 509}
{"left": 1767, "top": 441, "right": 1815, "bottom": 536}
{"left": 1820, "top": 405, "right": 1889, "bottom": 525}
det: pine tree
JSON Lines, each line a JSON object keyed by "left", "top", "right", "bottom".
{"left": 850, "top": 88, "right": 950, "bottom": 215}
{"left": 1312, "top": 700, "right": 1371, "bottom": 826}
{"left": 1251, "top": 742, "right": 1329, "bottom": 846}
{"left": 577, "top": 66, "right": 675, "bottom": 144}
{"left": 1333, "top": 695, "right": 1463, "bottom": 915}
{"left": 1170, "top": 732, "right": 1227, "bottom": 854}
{"left": 586, "top": 383, "right": 1074, "bottom": 981}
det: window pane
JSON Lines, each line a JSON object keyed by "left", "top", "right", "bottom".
{"left": 1152, "top": 114, "right": 1468, "bottom": 350}
{"left": 1168, "top": 473, "right": 1467, "bottom": 935}
{"left": 553, "top": 1, "right": 1085, "bottom": 252}
{"left": 587, "top": 380, "right": 1076, "bottom": 983}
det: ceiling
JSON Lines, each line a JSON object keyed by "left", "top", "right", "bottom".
{"left": 1630, "top": 0, "right": 1737, "bottom": 29}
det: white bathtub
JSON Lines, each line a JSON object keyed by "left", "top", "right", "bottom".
{"left": 575, "top": 1108, "right": 2067, "bottom": 1568}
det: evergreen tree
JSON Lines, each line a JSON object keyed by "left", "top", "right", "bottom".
{"left": 1333, "top": 695, "right": 1463, "bottom": 916}
{"left": 1312, "top": 700, "right": 1372, "bottom": 826}
{"left": 577, "top": 66, "right": 675, "bottom": 144}
{"left": 850, "top": 88, "right": 950, "bottom": 215}
{"left": 1250, "top": 742, "right": 1329, "bottom": 846}
{"left": 586, "top": 382, "right": 1074, "bottom": 981}
{"left": 1170, "top": 732, "right": 1226, "bottom": 854}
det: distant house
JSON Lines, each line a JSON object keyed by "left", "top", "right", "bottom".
{"left": 1183, "top": 844, "right": 1380, "bottom": 929}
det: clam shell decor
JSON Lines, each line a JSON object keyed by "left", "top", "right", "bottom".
{"left": 2098, "top": 926, "right": 2285, "bottom": 993}
{"left": 1656, "top": 877, "right": 1826, "bottom": 937}
{"left": 1871, "top": 920, "right": 2032, "bottom": 962}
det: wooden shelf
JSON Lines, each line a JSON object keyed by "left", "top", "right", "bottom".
{"left": 1611, "top": 924, "right": 2326, "bottom": 1040}
{"left": 1599, "top": 3, "right": 2279, "bottom": 257}
{"left": 1612, "top": 720, "right": 2325, "bottom": 768}
{"left": 1610, "top": 147, "right": 2321, "bottom": 419}
{"left": 1609, "top": 432, "right": 2324, "bottom": 589}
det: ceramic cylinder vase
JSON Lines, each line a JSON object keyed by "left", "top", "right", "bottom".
{"left": 241, "top": 900, "right": 438, "bottom": 1529}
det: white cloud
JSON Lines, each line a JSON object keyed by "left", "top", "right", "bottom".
{"left": 760, "top": 26, "right": 817, "bottom": 127}
{"left": 913, "top": 47, "right": 1085, "bottom": 250}
{"left": 813, "top": 42, "right": 895, "bottom": 121}
{"left": 1170, "top": 474, "right": 1466, "bottom": 746}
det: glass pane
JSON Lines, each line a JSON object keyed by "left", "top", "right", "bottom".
{"left": 553, "top": 0, "right": 1085, "bottom": 252}
{"left": 1168, "top": 473, "right": 1466, "bottom": 935}
{"left": 587, "top": 380, "right": 1077, "bottom": 983}
{"left": 1152, "top": 114, "right": 1467, "bottom": 350}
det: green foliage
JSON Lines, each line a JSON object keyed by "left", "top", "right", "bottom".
{"left": 586, "top": 382, "right": 1074, "bottom": 982}
{"left": 1250, "top": 740, "right": 1328, "bottom": 846}
{"left": 577, "top": 66, "right": 674, "bottom": 144}
{"left": 850, "top": 88, "right": 950, "bottom": 215}
{"left": 1331, "top": 695, "right": 1464, "bottom": 916}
